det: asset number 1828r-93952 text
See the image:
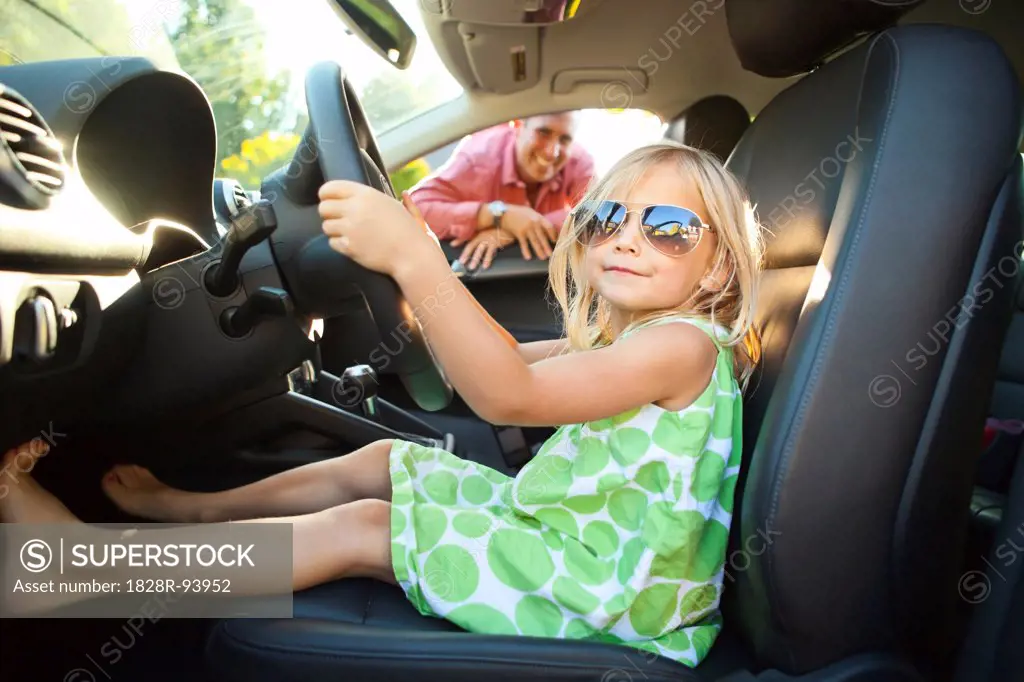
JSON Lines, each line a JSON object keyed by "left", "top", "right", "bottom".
{"left": 126, "top": 579, "right": 231, "bottom": 593}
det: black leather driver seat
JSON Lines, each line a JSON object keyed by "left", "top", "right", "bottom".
{"left": 205, "top": 4, "right": 1024, "bottom": 681}
{"left": 209, "top": 578, "right": 750, "bottom": 681}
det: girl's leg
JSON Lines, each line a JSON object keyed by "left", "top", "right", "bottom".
{"left": 102, "top": 439, "right": 395, "bottom": 523}
{"left": 0, "top": 444, "right": 395, "bottom": 614}
{"left": 241, "top": 498, "right": 395, "bottom": 590}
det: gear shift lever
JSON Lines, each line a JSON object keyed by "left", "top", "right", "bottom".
{"left": 341, "top": 364, "right": 380, "bottom": 422}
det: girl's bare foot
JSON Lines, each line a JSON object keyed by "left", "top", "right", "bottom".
{"left": 102, "top": 465, "right": 209, "bottom": 522}
{"left": 0, "top": 442, "right": 77, "bottom": 524}
{"left": 0, "top": 442, "right": 86, "bottom": 614}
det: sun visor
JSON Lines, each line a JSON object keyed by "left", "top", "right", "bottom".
{"left": 726, "top": 0, "right": 927, "bottom": 77}
{"left": 456, "top": 24, "right": 541, "bottom": 93}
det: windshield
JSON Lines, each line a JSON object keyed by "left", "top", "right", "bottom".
{"left": 1, "top": 0, "right": 465, "bottom": 190}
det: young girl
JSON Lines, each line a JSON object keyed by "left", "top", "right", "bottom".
{"left": 1, "top": 142, "right": 761, "bottom": 668}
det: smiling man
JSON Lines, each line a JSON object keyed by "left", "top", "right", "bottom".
{"left": 409, "top": 112, "right": 595, "bottom": 269}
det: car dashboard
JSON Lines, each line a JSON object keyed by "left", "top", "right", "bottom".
{"left": 0, "top": 57, "right": 314, "bottom": 444}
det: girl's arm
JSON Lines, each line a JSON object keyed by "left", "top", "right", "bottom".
{"left": 405, "top": 190, "right": 565, "bottom": 365}
{"left": 518, "top": 339, "right": 569, "bottom": 364}
{"left": 396, "top": 255, "right": 715, "bottom": 426}
{"left": 465, "top": 290, "right": 517, "bottom": 348}
{"left": 464, "top": 289, "right": 567, "bottom": 363}
{"left": 318, "top": 181, "right": 711, "bottom": 425}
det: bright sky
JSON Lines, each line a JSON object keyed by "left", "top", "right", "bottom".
{"left": 575, "top": 109, "right": 666, "bottom": 176}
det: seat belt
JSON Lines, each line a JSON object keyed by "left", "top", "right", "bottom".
{"left": 494, "top": 426, "right": 533, "bottom": 469}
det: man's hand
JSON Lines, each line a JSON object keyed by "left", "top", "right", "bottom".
{"left": 457, "top": 228, "right": 515, "bottom": 270}
{"left": 502, "top": 205, "right": 557, "bottom": 260}
{"left": 462, "top": 204, "right": 556, "bottom": 261}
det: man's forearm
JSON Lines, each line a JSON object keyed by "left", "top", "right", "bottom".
{"left": 413, "top": 197, "right": 482, "bottom": 241}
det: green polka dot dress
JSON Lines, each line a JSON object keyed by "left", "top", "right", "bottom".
{"left": 388, "top": 316, "right": 742, "bottom": 668}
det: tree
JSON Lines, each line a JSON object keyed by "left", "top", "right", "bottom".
{"left": 220, "top": 130, "right": 301, "bottom": 190}
{"left": 169, "top": 0, "right": 292, "bottom": 178}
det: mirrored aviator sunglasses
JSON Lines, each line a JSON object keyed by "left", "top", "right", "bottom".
{"left": 573, "top": 200, "right": 714, "bottom": 257}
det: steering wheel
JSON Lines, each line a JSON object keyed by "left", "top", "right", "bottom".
{"left": 268, "top": 62, "right": 452, "bottom": 412}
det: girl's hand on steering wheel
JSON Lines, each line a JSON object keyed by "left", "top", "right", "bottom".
{"left": 319, "top": 181, "right": 439, "bottom": 278}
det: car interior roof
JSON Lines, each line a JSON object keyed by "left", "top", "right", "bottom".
{"left": 378, "top": 0, "right": 1024, "bottom": 167}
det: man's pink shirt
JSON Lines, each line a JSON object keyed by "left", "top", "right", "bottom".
{"left": 409, "top": 123, "right": 596, "bottom": 242}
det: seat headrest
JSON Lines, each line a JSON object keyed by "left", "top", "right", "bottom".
{"left": 726, "top": 0, "right": 927, "bottom": 77}
{"left": 664, "top": 96, "right": 751, "bottom": 162}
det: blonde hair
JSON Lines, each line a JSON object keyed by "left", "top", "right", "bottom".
{"left": 548, "top": 142, "right": 764, "bottom": 388}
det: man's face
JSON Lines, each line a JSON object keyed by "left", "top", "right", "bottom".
{"left": 514, "top": 113, "right": 578, "bottom": 184}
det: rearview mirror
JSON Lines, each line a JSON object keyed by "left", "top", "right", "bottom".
{"left": 329, "top": 0, "right": 417, "bottom": 69}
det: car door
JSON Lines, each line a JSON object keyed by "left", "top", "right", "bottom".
{"left": 442, "top": 241, "right": 561, "bottom": 342}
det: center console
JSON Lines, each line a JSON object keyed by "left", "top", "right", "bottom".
{"left": 214, "top": 360, "right": 456, "bottom": 456}
{"left": 307, "top": 365, "right": 455, "bottom": 452}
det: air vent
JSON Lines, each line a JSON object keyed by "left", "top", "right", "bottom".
{"left": 0, "top": 84, "right": 66, "bottom": 209}
{"left": 214, "top": 177, "right": 252, "bottom": 222}
{"left": 231, "top": 183, "right": 250, "bottom": 213}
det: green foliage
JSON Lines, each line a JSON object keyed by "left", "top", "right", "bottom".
{"left": 220, "top": 131, "right": 302, "bottom": 191}
{"left": 390, "top": 157, "right": 431, "bottom": 195}
{"left": 169, "top": 0, "right": 292, "bottom": 186}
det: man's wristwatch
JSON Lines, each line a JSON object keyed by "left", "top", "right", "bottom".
{"left": 487, "top": 200, "right": 507, "bottom": 229}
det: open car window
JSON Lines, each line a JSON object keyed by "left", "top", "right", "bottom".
{"left": 392, "top": 108, "right": 666, "bottom": 195}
